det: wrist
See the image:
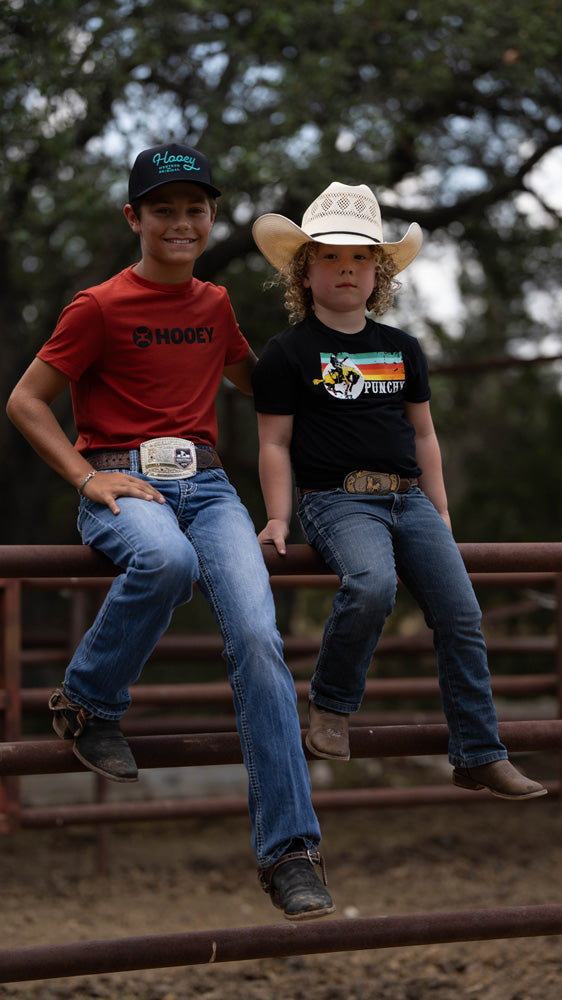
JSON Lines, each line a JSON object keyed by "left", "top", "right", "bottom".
{"left": 77, "top": 469, "right": 97, "bottom": 494}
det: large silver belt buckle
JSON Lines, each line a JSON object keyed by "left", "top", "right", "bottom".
{"left": 343, "top": 470, "right": 399, "bottom": 495}
{"left": 139, "top": 437, "right": 197, "bottom": 479}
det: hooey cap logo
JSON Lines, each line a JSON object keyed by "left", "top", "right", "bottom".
{"left": 128, "top": 142, "right": 222, "bottom": 202}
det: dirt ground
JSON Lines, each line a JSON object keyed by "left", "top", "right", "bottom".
{"left": 1, "top": 754, "right": 561, "bottom": 1000}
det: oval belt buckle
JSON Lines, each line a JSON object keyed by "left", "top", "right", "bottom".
{"left": 343, "top": 471, "right": 398, "bottom": 494}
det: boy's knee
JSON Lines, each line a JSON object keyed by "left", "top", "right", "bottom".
{"left": 345, "top": 568, "right": 395, "bottom": 614}
{"left": 135, "top": 540, "right": 198, "bottom": 597}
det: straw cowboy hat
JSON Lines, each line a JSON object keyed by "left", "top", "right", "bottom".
{"left": 252, "top": 181, "right": 423, "bottom": 274}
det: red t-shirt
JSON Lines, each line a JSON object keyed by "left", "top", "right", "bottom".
{"left": 38, "top": 266, "right": 250, "bottom": 453}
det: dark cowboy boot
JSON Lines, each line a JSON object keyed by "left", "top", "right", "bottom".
{"left": 49, "top": 687, "right": 138, "bottom": 782}
{"left": 259, "top": 848, "right": 335, "bottom": 920}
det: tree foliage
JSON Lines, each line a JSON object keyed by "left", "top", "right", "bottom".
{"left": 1, "top": 0, "right": 561, "bottom": 542}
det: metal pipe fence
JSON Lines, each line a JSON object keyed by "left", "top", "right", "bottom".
{"left": 1, "top": 542, "right": 562, "bottom": 982}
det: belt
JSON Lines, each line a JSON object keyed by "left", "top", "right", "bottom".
{"left": 85, "top": 448, "right": 222, "bottom": 471}
{"left": 298, "top": 471, "right": 418, "bottom": 498}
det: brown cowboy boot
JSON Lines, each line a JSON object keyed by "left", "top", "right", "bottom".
{"left": 453, "top": 759, "right": 546, "bottom": 800}
{"left": 306, "top": 702, "right": 350, "bottom": 760}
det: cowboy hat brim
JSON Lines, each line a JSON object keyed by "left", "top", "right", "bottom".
{"left": 252, "top": 214, "right": 423, "bottom": 275}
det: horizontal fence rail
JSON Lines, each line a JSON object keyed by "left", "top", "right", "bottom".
{"left": 2, "top": 541, "right": 562, "bottom": 576}
{"left": 1, "top": 905, "right": 562, "bottom": 983}
{"left": 2, "top": 721, "right": 562, "bottom": 776}
{"left": 10, "top": 672, "right": 558, "bottom": 714}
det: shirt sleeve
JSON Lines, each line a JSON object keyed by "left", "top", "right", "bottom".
{"left": 403, "top": 338, "right": 431, "bottom": 403}
{"left": 252, "top": 338, "right": 299, "bottom": 414}
{"left": 37, "top": 292, "right": 106, "bottom": 380}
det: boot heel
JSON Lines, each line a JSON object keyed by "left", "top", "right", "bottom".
{"left": 452, "top": 768, "right": 483, "bottom": 791}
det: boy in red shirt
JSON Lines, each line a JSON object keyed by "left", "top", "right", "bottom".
{"left": 7, "top": 143, "right": 335, "bottom": 920}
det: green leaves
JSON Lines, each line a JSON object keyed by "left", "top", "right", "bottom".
{"left": 2, "top": 0, "right": 561, "bottom": 541}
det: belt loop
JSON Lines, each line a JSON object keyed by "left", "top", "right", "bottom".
{"left": 129, "top": 449, "right": 140, "bottom": 473}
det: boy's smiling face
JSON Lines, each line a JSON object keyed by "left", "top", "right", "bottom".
{"left": 124, "top": 181, "right": 216, "bottom": 283}
{"left": 303, "top": 244, "right": 378, "bottom": 325}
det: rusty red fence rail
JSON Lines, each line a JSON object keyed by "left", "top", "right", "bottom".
{"left": 2, "top": 905, "right": 562, "bottom": 983}
{"left": 0, "top": 540, "right": 561, "bottom": 574}
{"left": 3, "top": 719, "right": 562, "bottom": 776}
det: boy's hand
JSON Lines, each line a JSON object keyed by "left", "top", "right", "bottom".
{"left": 257, "top": 519, "right": 290, "bottom": 556}
{"left": 80, "top": 472, "right": 166, "bottom": 515}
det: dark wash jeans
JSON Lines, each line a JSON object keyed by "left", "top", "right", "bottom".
{"left": 298, "top": 486, "right": 507, "bottom": 769}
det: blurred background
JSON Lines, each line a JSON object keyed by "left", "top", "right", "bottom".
{"left": 1, "top": 0, "right": 561, "bottom": 648}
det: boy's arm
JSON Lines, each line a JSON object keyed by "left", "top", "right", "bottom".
{"left": 256, "top": 411, "right": 294, "bottom": 555}
{"left": 223, "top": 349, "right": 258, "bottom": 395}
{"left": 404, "top": 400, "right": 452, "bottom": 531}
{"left": 6, "top": 358, "right": 165, "bottom": 515}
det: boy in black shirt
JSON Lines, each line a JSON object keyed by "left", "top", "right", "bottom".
{"left": 251, "top": 182, "right": 545, "bottom": 800}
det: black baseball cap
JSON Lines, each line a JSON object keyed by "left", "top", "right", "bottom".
{"left": 128, "top": 142, "right": 222, "bottom": 203}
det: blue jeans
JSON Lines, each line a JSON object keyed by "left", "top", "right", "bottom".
{"left": 298, "top": 487, "right": 507, "bottom": 769}
{"left": 64, "top": 454, "right": 321, "bottom": 866}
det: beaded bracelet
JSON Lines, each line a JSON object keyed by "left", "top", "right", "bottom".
{"left": 77, "top": 469, "right": 97, "bottom": 495}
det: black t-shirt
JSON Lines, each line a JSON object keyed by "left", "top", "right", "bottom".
{"left": 252, "top": 313, "right": 431, "bottom": 489}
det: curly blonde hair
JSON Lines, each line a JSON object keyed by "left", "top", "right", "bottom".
{"left": 265, "top": 242, "right": 401, "bottom": 323}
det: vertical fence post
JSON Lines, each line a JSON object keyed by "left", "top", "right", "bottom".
{"left": 555, "top": 572, "right": 562, "bottom": 793}
{"left": 0, "top": 579, "right": 22, "bottom": 832}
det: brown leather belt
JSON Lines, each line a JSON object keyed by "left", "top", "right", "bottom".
{"left": 299, "top": 471, "right": 418, "bottom": 498}
{"left": 85, "top": 448, "right": 222, "bottom": 471}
